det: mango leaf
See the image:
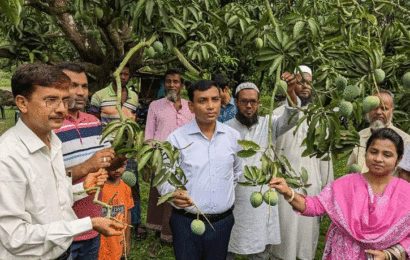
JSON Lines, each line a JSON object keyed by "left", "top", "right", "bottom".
{"left": 237, "top": 149, "right": 257, "bottom": 158}
{"left": 152, "top": 170, "right": 171, "bottom": 187}
{"left": 301, "top": 167, "right": 309, "bottom": 184}
{"left": 280, "top": 155, "right": 295, "bottom": 173}
{"left": 285, "top": 178, "right": 301, "bottom": 189}
{"left": 157, "top": 191, "right": 175, "bottom": 205}
{"left": 238, "top": 140, "right": 260, "bottom": 150}
{"left": 0, "top": 0, "right": 22, "bottom": 25}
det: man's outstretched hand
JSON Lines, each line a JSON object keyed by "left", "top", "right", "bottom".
{"left": 85, "top": 148, "right": 116, "bottom": 173}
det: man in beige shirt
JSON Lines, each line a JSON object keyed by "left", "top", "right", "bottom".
{"left": 347, "top": 89, "right": 410, "bottom": 173}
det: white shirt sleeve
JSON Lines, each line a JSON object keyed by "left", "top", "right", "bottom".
{"left": 0, "top": 156, "right": 92, "bottom": 257}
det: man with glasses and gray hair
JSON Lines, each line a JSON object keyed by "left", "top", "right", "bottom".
{"left": 0, "top": 63, "right": 124, "bottom": 260}
{"left": 347, "top": 89, "right": 410, "bottom": 173}
{"left": 225, "top": 76, "right": 300, "bottom": 260}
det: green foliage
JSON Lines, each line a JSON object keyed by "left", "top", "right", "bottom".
{"left": 0, "top": 0, "right": 23, "bottom": 25}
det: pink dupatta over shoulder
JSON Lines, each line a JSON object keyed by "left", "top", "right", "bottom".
{"left": 302, "top": 173, "right": 410, "bottom": 259}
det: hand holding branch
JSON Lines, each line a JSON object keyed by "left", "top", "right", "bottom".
{"left": 91, "top": 217, "right": 125, "bottom": 236}
{"left": 172, "top": 189, "right": 194, "bottom": 208}
{"left": 269, "top": 177, "right": 307, "bottom": 213}
{"left": 84, "top": 168, "right": 108, "bottom": 195}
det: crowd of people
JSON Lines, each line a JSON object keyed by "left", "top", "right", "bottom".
{"left": 0, "top": 60, "right": 410, "bottom": 260}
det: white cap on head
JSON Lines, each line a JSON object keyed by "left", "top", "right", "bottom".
{"left": 294, "top": 65, "right": 312, "bottom": 76}
{"left": 399, "top": 143, "right": 410, "bottom": 172}
{"left": 235, "top": 82, "right": 260, "bottom": 96}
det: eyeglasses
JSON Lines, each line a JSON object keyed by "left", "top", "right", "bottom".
{"left": 239, "top": 100, "right": 259, "bottom": 106}
{"left": 44, "top": 98, "right": 69, "bottom": 109}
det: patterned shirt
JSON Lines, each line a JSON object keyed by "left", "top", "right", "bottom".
{"left": 54, "top": 111, "right": 110, "bottom": 241}
{"left": 217, "top": 96, "right": 237, "bottom": 123}
{"left": 90, "top": 84, "right": 139, "bottom": 125}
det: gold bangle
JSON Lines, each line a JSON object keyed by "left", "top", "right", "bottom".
{"left": 383, "top": 250, "right": 389, "bottom": 260}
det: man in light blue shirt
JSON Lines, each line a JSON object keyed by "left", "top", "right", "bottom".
{"left": 214, "top": 74, "right": 237, "bottom": 123}
{"left": 157, "top": 80, "right": 243, "bottom": 260}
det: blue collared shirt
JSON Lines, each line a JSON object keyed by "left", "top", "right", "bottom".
{"left": 158, "top": 120, "right": 243, "bottom": 214}
{"left": 217, "top": 97, "right": 237, "bottom": 123}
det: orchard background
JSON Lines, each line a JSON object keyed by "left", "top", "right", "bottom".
{"left": 2, "top": 0, "right": 410, "bottom": 259}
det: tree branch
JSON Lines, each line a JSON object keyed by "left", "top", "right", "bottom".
{"left": 50, "top": 0, "right": 104, "bottom": 64}
{"left": 374, "top": 0, "right": 410, "bottom": 16}
{"left": 140, "top": 56, "right": 178, "bottom": 67}
{"left": 26, "top": 0, "right": 71, "bottom": 15}
{"left": 105, "top": 23, "right": 125, "bottom": 56}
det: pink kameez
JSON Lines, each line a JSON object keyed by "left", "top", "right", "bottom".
{"left": 302, "top": 173, "right": 410, "bottom": 259}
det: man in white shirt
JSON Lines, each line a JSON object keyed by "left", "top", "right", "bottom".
{"left": 225, "top": 79, "right": 299, "bottom": 260}
{"left": 0, "top": 63, "right": 124, "bottom": 260}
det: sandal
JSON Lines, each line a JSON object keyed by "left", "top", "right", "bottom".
{"left": 135, "top": 225, "right": 147, "bottom": 241}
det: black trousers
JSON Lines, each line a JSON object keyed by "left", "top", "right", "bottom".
{"left": 169, "top": 210, "right": 235, "bottom": 260}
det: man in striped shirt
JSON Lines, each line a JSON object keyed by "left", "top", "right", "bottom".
{"left": 89, "top": 60, "right": 144, "bottom": 241}
{"left": 54, "top": 62, "right": 125, "bottom": 260}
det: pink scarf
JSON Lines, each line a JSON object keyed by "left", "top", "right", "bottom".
{"left": 317, "top": 173, "right": 410, "bottom": 250}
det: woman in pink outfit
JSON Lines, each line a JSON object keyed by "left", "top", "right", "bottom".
{"left": 270, "top": 128, "right": 410, "bottom": 260}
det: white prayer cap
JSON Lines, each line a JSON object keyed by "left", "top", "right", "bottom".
{"left": 294, "top": 65, "right": 312, "bottom": 76}
{"left": 399, "top": 143, "right": 410, "bottom": 171}
{"left": 235, "top": 82, "right": 260, "bottom": 96}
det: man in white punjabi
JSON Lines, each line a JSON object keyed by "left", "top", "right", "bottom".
{"left": 270, "top": 66, "right": 334, "bottom": 260}
{"left": 226, "top": 78, "right": 299, "bottom": 260}
{"left": 157, "top": 80, "right": 243, "bottom": 260}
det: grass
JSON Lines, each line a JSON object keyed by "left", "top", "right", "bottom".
{"left": 0, "top": 107, "right": 348, "bottom": 260}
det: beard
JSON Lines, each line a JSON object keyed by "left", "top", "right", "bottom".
{"left": 298, "top": 94, "right": 314, "bottom": 107}
{"left": 166, "top": 90, "right": 178, "bottom": 102}
{"left": 237, "top": 110, "right": 258, "bottom": 127}
{"left": 366, "top": 114, "right": 391, "bottom": 131}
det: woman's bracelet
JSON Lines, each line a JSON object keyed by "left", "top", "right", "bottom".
{"left": 286, "top": 188, "right": 295, "bottom": 203}
{"left": 389, "top": 247, "right": 401, "bottom": 260}
{"left": 390, "top": 244, "right": 406, "bottom": 260}
{"left": 383, "top": 250, "right": 393, "bottom": 260}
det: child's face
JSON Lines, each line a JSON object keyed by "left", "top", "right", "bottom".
{"left": 398, "top": 169, "right": 410, "bottom": 183}
{"left": 108, "top": 164, "right": 126, "bottom": 179}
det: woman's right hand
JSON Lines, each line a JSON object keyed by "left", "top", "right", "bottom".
{"left": 269, "top": 177, "right": 293, "bottom": 197}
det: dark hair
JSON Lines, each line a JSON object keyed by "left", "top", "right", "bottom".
{"left": 11, "top": 63, "right": 70, "bottom": 98}
{"left": 188, "top": 80, "right": 220, "bottom": 102}
{"left": 366, "top": 128, "right": 404, "bottom": 159}
{"left": 55, "top": 61, "right": 87, "bottom": 74}
{"left": 212, "top": 74, "right": 229, "bottom": 90}
{"left": 111, "top": 59, "right": 130, "bottom": 72}
{"left": 164, "top": 69, "right": 184, "bottom": 84}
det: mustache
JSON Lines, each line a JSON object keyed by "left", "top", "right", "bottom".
{"left": 68, "top": 97, "right": 88, "bottom": 109}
